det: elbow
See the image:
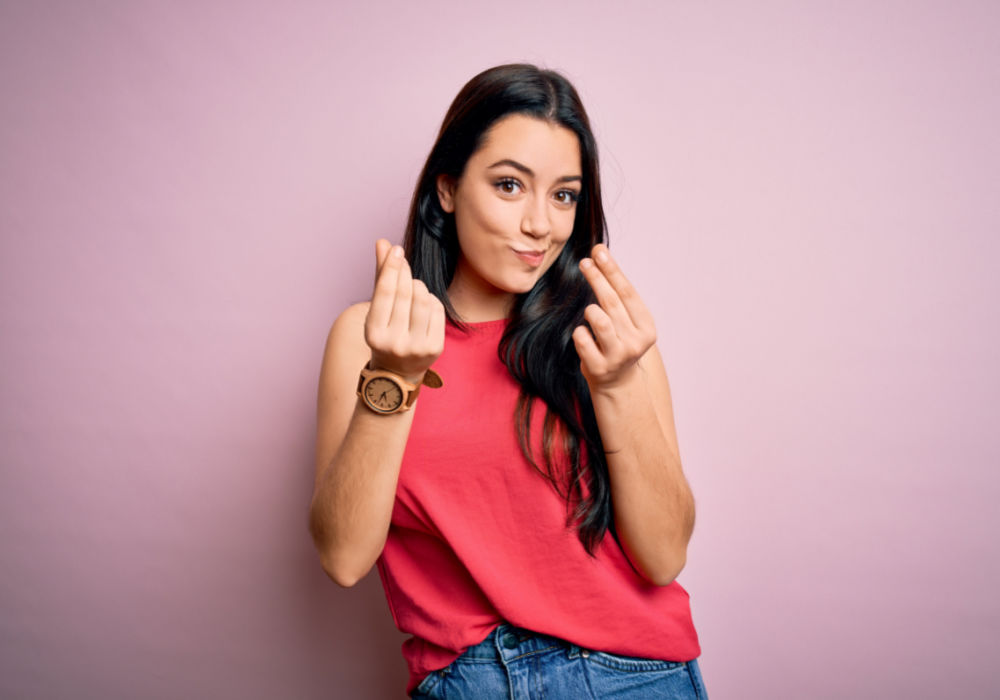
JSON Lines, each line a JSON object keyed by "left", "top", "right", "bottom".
{"left": 323, "top": 559, "right": 364, "bottom": 588}
{"left": 647, "top": 550, "right": 687, "bottom": 587}
{"left": 652, "top": 515, "right": 695, "bottom": 586}
{"left": 652, "top": 562, "right": 684, "bottom": 586}
{"left": 309, "top": 514, "right": 366, "bottom": 588}
{"left": 314, "top": 541, "right": 375, "bottom": 589}
{"left": 620, "top": 531, "right": 690, "bottom": 587}
{"left": 314, "top": 544, "right": 371, "bottom": 588}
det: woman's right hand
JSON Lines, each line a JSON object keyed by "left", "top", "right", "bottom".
{"left": 364, "top": 239, "right": 445, "bottom": 384}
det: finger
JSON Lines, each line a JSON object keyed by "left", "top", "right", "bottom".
{"left": 409, "top": 279, "right": 432, "bottom": 338}
{"left": 583, "top": 303, "right": 624, "bottom": 356}
{"left": 388, "top": 254, "right": 414, "bottom": 334}
{"left": 572, "top": 325, "right": 603, "bottom": 374}
{"left": 374, "top": 238, "right": 392, "bottom": 281}
{"left": 589, "top": 245, "right": 652, "bottom": 329}
{"left": 579, "top": 257, "right": 634, "bottom": 331}
{"left": 369, "top": 245, "right": 404, "bottom": 330}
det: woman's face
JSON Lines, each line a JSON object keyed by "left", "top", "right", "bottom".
{"left": 436, "top": 114, "right": 582, "bottom": 317}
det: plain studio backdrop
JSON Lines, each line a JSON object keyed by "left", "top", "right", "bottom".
{"left": 1, "top": 1, "right": 997, "bottom": 698}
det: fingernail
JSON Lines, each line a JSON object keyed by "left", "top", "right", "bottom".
{"left": 392, "top": 246, "right": 403, "bottom": 258}
{"left": 580, "top": 258, "right": 593, "bottom": 270}
{"left": 595, "top": 248, "right": 608, "bottom": 263}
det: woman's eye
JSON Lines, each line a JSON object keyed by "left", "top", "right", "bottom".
{"left": 555, "top": 190, "right": 580, "bottom": 205}
{"left": 496, "top": 178, "right": 521, "bottom": 195}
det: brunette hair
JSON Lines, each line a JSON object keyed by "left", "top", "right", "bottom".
{"left": 403, "top": 64, "right": 621, "bottom": 558}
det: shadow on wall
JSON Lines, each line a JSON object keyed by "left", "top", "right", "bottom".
{"left": 300, "top": 568, "right": 408, "bottom": 699}
{"left": 296, "top": 440, "right": 410, "bottom": 699}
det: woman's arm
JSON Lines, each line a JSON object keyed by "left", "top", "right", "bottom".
{"left": 309, "top": 242, "right": 444, "bottom": 587}
{"left": 588, "top": 347, "right": 694, "bottom": 586}
{"left": 573, "top": 245, "right": 695, "bottom": 586}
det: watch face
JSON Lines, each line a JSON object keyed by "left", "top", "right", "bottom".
{"left": 364, "top": 376, "right": 404, "bottom": 413}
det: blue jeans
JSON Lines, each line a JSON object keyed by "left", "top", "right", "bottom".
{"left": 411, "top": 623, "right": 709, "bottom": 699}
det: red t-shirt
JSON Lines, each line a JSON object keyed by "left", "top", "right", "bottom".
{"left": 376, "top": 318, "right": 701, "bottom": 696}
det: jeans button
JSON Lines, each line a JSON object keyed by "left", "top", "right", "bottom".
{"left": 501, "top": 632, "right": 519, "bottom": 649}
{"left": 581, "top": 649, "right": 590, "bottom": 658}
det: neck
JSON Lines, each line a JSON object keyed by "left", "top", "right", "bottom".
{"left": 447, "top": 259, "right": 514, "bottom": 323}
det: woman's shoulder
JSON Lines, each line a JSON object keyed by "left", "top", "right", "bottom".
{"left": 323, "top": 301, "right": 371, "bottom": 367}
{"left": 333, "top": 301, "right": 371, "bottom": 328}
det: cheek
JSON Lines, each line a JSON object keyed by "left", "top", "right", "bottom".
{"left": 551, "top": 241, "right": 569, "bottom": 264}
{"left": 544, "top": 215, "right": 577, "bottom": 263}
{"left": 456, "top": 193, "right": 513, "bottom": 243}
{"left": 553, "top": 212, "right": 576, "bottom": 245}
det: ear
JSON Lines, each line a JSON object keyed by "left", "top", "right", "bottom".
{"left": 435, "top": 174, "right": 456, "bottom": 213}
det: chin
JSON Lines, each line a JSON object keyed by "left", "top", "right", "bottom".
{"left": 502, "top": 270, "right": 547, "bottom": 294}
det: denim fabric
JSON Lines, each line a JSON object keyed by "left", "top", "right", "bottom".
{"left": 411, "top": 623, "right": 708, "bottom": 699}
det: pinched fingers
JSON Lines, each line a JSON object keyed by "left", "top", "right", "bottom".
{"left": 579, "top": 247, "right": 656, "bottom": 350}
{"left": 573, "top": 315, "right": 638, "bottom": 388}
{"left": 572, "top": 304, "right": 626, "bottom": 384}
{"left": 586, "top": 246, "right": 657, "bottom": 332}
{"left": 590, "top": 245, "right": 648, "bottom": 323}
{"left": 365, "top": 245, "right": 445, "bottom": 379}
{"left": 575, "top": 245, "right": 658, "bottom": 388}
{"left": 579, "top": 257, "right": 633, "bottom": 330}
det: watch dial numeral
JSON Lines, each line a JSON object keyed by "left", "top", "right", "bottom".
{"left": 365, "top": 379, "right": 402, "bottom": 411}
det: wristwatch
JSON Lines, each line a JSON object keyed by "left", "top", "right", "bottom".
{"left": 357, "top": 365, "right": 443, "bottom": 415}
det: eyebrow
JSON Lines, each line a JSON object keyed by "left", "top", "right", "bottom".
{"left": 487, "top": 159, "right": 582, "bottom": 184}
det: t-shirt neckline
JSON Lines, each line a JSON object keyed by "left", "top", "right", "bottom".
{"left": 447, "top": 317, "right": 509, "bottom": 334}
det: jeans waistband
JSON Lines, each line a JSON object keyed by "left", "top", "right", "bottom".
{"left": 459, "top": 623, "right": 588, "bottom": 662}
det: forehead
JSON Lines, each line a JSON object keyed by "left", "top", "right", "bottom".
{"left": 470, "top": 114, "right": 581, "bottom": 175}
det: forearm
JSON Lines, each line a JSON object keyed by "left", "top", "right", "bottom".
{"left": 309, "top": 400, "right": 415, "bottom": 587}
{"left": 590, "top": 367, "right": 694, "bottom": 586}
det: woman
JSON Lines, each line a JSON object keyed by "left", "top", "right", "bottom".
{"left": 309, "top": 64, "right": 707, "bottom": 699}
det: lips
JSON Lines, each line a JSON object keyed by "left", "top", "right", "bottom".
{"left": 512, "top": 247, "right": 546, "bottom": 266}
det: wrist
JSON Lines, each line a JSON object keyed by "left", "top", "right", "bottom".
{"left": 357, "top": 364, "right": 443, "bottom": 416}
{"left": 366, "top": 360, "right": 425, "bottom": 386}
{"left": 586, "top": 363, "right": 642, "bottom": 399}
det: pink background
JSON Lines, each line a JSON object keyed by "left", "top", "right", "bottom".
{"left": 2, "top": 1, "right": 998, "bottom": 698}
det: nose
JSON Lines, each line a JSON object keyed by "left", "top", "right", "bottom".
{"left": 520, "top": 196, "right": 550, "bottom": 238}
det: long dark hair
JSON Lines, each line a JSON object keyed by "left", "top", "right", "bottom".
{"left": 403, "top": 64, "right": 621, "bottom": 558}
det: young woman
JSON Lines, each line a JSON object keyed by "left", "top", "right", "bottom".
{"left": 309, "top": 64, "right": 708, "bottom": 699}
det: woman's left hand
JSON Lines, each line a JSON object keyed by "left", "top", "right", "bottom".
{"left": 572, "top": 244, "right": 658, "bottom": 391}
